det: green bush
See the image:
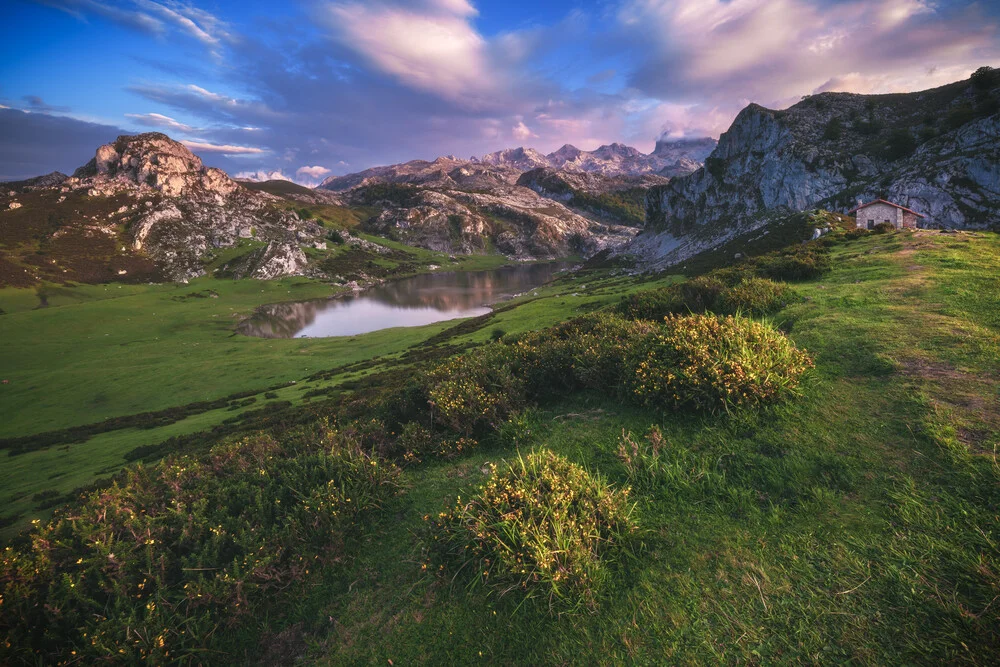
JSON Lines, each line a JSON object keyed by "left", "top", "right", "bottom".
{"left": 632, "top": 314, "right": 813, "bottom": 412}
{"left": 426, "top": 344, "right": 528, "bottom": 435}
{"left": 427, "top": 449, "right": 638, "bottom": 612}
{"left": 515, "top": 313, "right": 657, "bottom": 395}
{"left": 618, "top": 276, "right": 796, "bottom": 320}
{"left": 716, "top": 277, "right": 798, "bottom": 316}
{"left": 0, "top": 431, "right": 400, "bottom": 664}
{"left": 884, "top": 129, "right": 916, "bottom": 161}
{"left": 872, "top": 221, "right": 896, "bottom": 234}
{"left": 752, "top": 246, "right": 830, "bottom": 281}
{"left": 615, "top": 277, "right": 725, "bottom": 320}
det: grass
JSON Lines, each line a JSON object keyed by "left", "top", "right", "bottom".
{"left": 298, "top": 229, "right": 1000, "bottom": 663}
{"left": 2, "top": 228, "right": 999, "bottom": 663}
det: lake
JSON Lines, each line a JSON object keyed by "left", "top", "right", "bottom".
{"left": 237, "top": 262, "right": 572, "bottom": 338}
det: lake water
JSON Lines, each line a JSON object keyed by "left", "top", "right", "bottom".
{"left": 238, "top": 262, "right": 572, "bottom": 338}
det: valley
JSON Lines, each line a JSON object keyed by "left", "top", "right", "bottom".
{"left": 1, "top": 67, "right": 999, "bottom": 664}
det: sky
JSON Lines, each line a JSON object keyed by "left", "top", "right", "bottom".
{"left": 1, "top": 0, "right": 998, "bottom": 184}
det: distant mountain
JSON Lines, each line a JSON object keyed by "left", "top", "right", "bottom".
{"left": 318, "top": 137, "right": 719, "bottom": 193}
{"left": 626, "top": 68, "right": 1000, "bottom": 270}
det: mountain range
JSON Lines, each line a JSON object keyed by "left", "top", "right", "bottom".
{"left": 1, "top": 70, "right": 997, "bottom": 288}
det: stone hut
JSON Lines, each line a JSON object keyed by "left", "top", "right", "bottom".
{"left": 849, "top": 199, "right": 925, "bottom": 230}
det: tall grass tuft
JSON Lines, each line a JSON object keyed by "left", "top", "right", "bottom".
{"left": 427, "top": 449, "right": 638, "bottom": 613}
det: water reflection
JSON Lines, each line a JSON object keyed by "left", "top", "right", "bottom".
{"left": 239, "top": 262, "right": 571, "bottom": 338}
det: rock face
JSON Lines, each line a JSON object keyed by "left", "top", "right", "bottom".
{"left": 629, "top": 72, "right": 1000, "bottom": 270}
{"left": 4, "top": 133, "right": 324, "bottom": 282}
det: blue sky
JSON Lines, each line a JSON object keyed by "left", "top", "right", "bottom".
{"left": 2, "top": 0, "right": 998, "bottom": 183}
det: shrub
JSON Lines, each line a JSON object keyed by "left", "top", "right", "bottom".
{"left": 615, "top": 277, "right": 725, "bottom": 320}
{"left": 0, "top": 432, "right": 401, "bottom": 664}
{"left": 516, "top": 313, "right": 657, "bottom": 395}
{"left": 327, "top": 229, "right": 345, "bottom": 244}
{"left": 822, "top": 117, "right": 843, "bottom": 141}
{"left": 716, "top": 277, "right": 798, "bottom": 316}
{"left": 843, "top": 228, "right": 869, "bottom": 241}
{"left": 427, "top": 449, "right": 638, "bottom": 612}
{"left": 884, "top": 129, "right": 916, "bottom": 161}
{"left": 752, "top": 246, "right": 830, "bottom": 281}
{"left": 426, "top": 343, "right": 528, "bottom": 435}
{"left": 632, "top": 314, "right": 813, "bottom": 412}
{"left": 971, "top": 65, "right": 997, "bottom": 90}
{"left": 872, "top": 221, "right": 896, "bottom": 234}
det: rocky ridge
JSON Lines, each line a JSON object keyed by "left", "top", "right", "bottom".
{"left": 318, "top": 138, "right": 717, "bottom": 192}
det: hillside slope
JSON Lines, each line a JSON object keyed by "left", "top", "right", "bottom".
{"left": 629, "top": 69, "right": 1000, "bottom": 269}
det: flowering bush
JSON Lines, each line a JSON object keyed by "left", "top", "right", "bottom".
{"left": 632, "top": 314, "right": 813, "bottom": 412}
{"left": 427, "top": 449, "right": 638, "bottom": 612}
{"left": 0, "top": 431, "right": 400, "bottom": 664}
{"left": 426, "top": 344, "right": 528, "bottom": 435}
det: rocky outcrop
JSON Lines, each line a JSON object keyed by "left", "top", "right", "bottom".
{"left": 4, "top": 133, "right": 325, "bottom": 282}
{"left": 75, "top": 133, "right": 239, "bottom": 198}
{"left": 357, "top": 184, "right": 636, "bottom": 258}
{"left": 629, "top": 72, "right": 1000, "bottom": 270}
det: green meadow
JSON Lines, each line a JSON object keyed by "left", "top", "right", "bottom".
{"left": 1, "top": 227, "right": 998, "bottom": 663}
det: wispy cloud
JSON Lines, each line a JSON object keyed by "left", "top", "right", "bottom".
{"left": 125, "top": 112, "right": 196, "bottom": 133}
{"left": 181, "top": 140, "right": 265, "bottom": 155}
{"left": 37, "top": 0, "right": 232, "bottom": 58}
{"left": 22, "top": 95, "right": 70, "bottom": 113}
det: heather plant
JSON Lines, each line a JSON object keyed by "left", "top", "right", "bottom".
{"left": 426, "top": 449, "right": 638, "bottom": 612}
{"left": 632, "top": 314, "right": 813, "bottom": 412}
{"left": 0, "top": 431, "right": 400, "bottom": 664}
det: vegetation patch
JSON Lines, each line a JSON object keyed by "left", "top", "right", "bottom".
{"left": 427, "top": 449, "right": 638, "bottom": 612}
{"left": 0, "top": 427, "right": 400, "bottom": 664}
{"left": 632, "top": 314, "right": 813, "bottom": 412}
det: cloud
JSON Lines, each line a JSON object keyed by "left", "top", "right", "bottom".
{"left": 181, "top": 140, "right": 265, "bottom": 155}
{"left": 0, "top": 108, "right": 124, "bottom": 181}
{"left": 318, "top": 0, "right": 497, "bottom": 106}
{"left": 619, "top": 0, "right": 999, "bottom": 102}
{"left": 22, "top": 95, "right": 70, "bottom": 113}
{"left": 38, "top": 0, "right": 232, "bottom": 57}
{"left": 296, "top": 165, "right": 331, "bottom": 178}
{"left": 511, "top": 121, "right": 538, "bottom": 141}
{"left": 125, "top": 112, "right": 196, "bottom": 133}
{"left": 234, "top": 169, "right": 291, "bottom": 182}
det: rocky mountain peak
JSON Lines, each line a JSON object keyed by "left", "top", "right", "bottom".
{"left": 73, "top": 132, "right": 238, "bottom": 197}
{"left": 651, "top": 136, "right": 718, "bottom": 161}
{"left": 593, "top": 142, "right": 642, "bottom": 159}
{"left": 548, "top": 144, "right": 582, "bottom": 164}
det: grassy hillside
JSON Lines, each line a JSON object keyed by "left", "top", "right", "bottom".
{"left": 1, "top": 226, "right": 998, "bottom": 663}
